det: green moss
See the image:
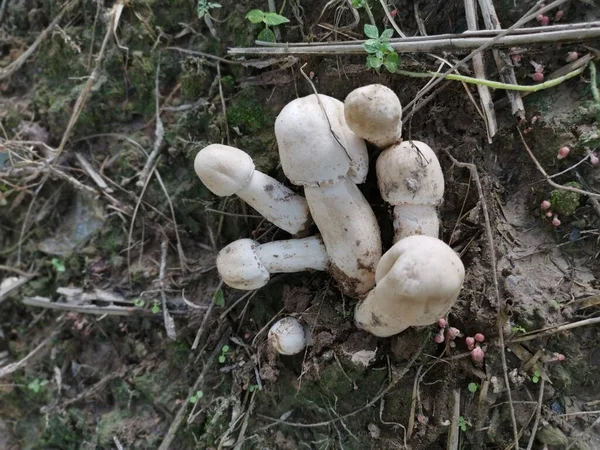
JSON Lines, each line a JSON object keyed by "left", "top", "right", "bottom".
{"left": 97, "top": 409, "right": 127, "bottom": 446}
{"left": 180, "top": 57, "right": 210, "bottom": 100}
{"left": 34, "top": 408, "right": 89, "bottom": 450}
{"left": 550, "top": 182, "right": 582, "bottom": 216}
{"left": 227, "top": 88, "right": 273, "bottom": 134}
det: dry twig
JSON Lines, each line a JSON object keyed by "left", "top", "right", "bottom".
{"left": 526, "top": 377, "right": 545, "bottom": 450}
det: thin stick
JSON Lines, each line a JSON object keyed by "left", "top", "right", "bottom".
{"left": 0, "top": 328, "right": 60, "bottom": 378}
{"left": 464, "top": 0, "right": 497, "bottom": 139}
{"left": 517, "top": 128, "right": 600, "bottom": 199}
{"left": 509, "top": 317, "right": 600, "bottom": 343}
{"left": 75, "top": 153, "right": 112, "bottom": 192}
{"left": 442, "top": 150, "right": 520, "bottom": 449}
{"left": 447, "top": 389, "right": 461, "bottom": 450}
{"left": 526, "top": 378, "right": 545, "bottom": 450}
{"left": 379, "top": 0, "right": 406, "bottom": 37}
{"left": 589, "top": 61, "right": 600, "bottom": 103}
{"left": 217, "top": 62, "right": 231, "bottom": 146}
{"left": 159, "top": 236, "right": 176, "bottom": 340}
{"left": 158, "top": 331, "right": 230, "bottom": 450}
{"left": 478, "top": 0, "right": 525, "bottom": 117}
{"left": 191, "top": 280, "right": 224, "bottom": 350}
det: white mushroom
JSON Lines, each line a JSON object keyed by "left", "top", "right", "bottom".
{"left": 354, "top": 235, "right": 465, "bottom": 337}
{"left": 275, "top": 93, "right": 381, "bottom": 296}
{"left": 344, "top": 84, "right": 403, "bottom": 148}
{"left": 194, "top": 144, "right": 311, "bottom": 235}
{"left": 216, "top": 236, "right": 328, "bottom": 290}
{"left": 268, "top": 316, "right": 309, "bottom": 355}
{"left": 376, "top": 140, "right": 444, "bottom": 242}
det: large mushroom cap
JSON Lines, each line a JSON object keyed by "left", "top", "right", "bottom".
{"left": 376, "top": 140, "right": 444, "bottom": 206}
{"left": 216, "top": 239, "right": 269, "bottom": 290}
{"left": 344, "top": 84, "right": 402, "bottom": 148}
{"left": 194, "top": 144, "right": 255, "bottom": 196}
{"left": 355, "top": 235, "right": 465, "bottom": 337}
{"left": 275, "top": 94, "right": 368, "bottom": 186}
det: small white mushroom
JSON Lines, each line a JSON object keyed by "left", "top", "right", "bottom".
{"left": 354, "top": 235, "right": 465, "bottom": 337}
{"left": 268, "top": 317, "right": 309, "bottom": 355}
{"left": 216, "top": 236, "right": 329, "bottom": 290}
{"left": 376, "top": 140, "right": 444, "bottom": 242}
{"left": 275, "top": 93, "right": 382, "bottom": 296}
{"left": 344, "top": 84, "right": 403, "bottom": 148}
{"left": 194, "top": 144, "right": 311, "bottom": 235}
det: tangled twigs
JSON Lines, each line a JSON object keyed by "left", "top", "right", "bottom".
{"left": 442, "top": 149, "right": 520, "bottom": 450}
{"left": 517, "top": 127, "right": 600, "bottom": 199}
{"left": 508, "top": 317, "right": 600, "bottom": 343}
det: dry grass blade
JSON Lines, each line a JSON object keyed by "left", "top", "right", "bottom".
{"left": 526, "top": 377, "right": 545, "bottom": 450}
{"left": 0, "top": 327, "right": 61, "bottom": 378}
{"left": 159, "top": 237, "right": 176, "bottom": 340}
{"left": 447, "top": 389, "right": 461, "bottom": 450}
{"left": 509, "top": 317, "right": 600, "bottom": 343}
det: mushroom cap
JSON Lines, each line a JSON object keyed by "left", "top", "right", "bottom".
{"left": 268, "top": 317, "right": 307, "bottom": 355}
{"left": 216, "top": 239, "right": 269, "bottom": 290}
{"left": 344, "top": 84, "right": 402, "bottom": 148}
{"left": 275, "top": 94, "right": 368, "bottom": 187}
{"left": 194, "top": 144, "right": 255, "bottom": 196}
{"left": 376, "top": 140, "right": 444, "bottom": 206}
{"left": 354, "top": 235, "right": 465, "bottom": 337}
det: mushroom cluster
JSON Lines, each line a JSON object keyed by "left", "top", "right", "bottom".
{"left": 194, "top": 84, "right": 466, "bottom": 354}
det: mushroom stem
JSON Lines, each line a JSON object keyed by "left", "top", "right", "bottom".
{"left": 255, "top": 236, "right": 329, "bottom": 273}
{"left": 217, "top": 236, "right": 328, "bottom": 290}
{"left": 304, "top": 179, "right": 381, "bottom": 296}
{"left": 392, "top": 204, "right": 440, "bottom": 243}
{"left": 354, "top": 235, "right": 465, "bottom": 337}
{"left": 194, "top": 144, "right": 311, "bottom": 235}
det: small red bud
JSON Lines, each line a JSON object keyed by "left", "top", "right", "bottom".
{"left": 448, "top": 327, "right": 460, "bottom": 340}
{"left": 552, "top": 216, "right": 561, "bottom": 227}
{"left": 591, "top": 152, "right": 599, "bottom": 165}
{"left": 309, "top": 71, "right": 315, "bottom": 79}
{"left": 471, "top": 347, "right": 485, "bottom": 363}
{"left": 545, "top": 211, "right": 553, "bottom": 218}
{"left": 533, "top": 72, "right": 544, "bottom": 82}
{"left": 434, "top": 332, "right": 445, "bottom": 344}
{"left": 511, "top": 54, "right": 522, "bottom": 63}
{"left": 541, "top": 200, "right": 551, "bottom": 210}
{"left": 465, "top": 337, "right": 475, "bottom": 350}
{"left": 556, "top": 353, "right": 565, "bottom": 361}
{"left": 566, "top": 51, "right": 578, "bottom": 62}
{"left": 390, "top": 9, "right": 398, "bottom": 17}
{"left": 536, "top": 14, "right": 544, "bottom": 22}
{"left": 475, "top": 333, "right": 485, "bottom": 343}
{"left": 540, "top": 15, "right": 550, "bottom": 26}
{"left": 555, "top": 10, "right": 563, "bottom": 20}
{"left": 557, "top": 146, "right": 570, "bottom": 159}
{"left": 438, "top": 318, "right": 447, "bottom": 328}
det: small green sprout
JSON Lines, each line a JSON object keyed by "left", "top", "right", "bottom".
{"left": 245, "top": 9, "right": 290, "bottom": 43}
{"left": 151, "top": 300, "right": 160, "bottom": 314}
{"left": 51, "top": 258, "right": 66, "bottom": 273}
{"left": 27, "top": 378, "right": 48, "bottom": 394}
{"left": 218, "top": 344, "right": 230, "bottom": 363}
{"left": 248, "top": 384, "right": 261, "bottom": 393}
{"left": 468, "top": 382, "right": 480, "bottom": 393}
{"left": 531, "top": 370, "right": 541, "bottom": 384}
{"left": 362, "top": 24, "right": 400, "bottom": 73}
{"left": 133, "top": 298, "right": 145, "bottom": 308}
{"left": 214, "top": 288, "right": 225, "bottom": 307}
{"left": 511, "top": 325, "right": 527, "bottom": 334}
{"left": 458, "top": 416, "right": 469, "bottom": 432}
{"left": 190, "top": 390, "right": 204, "bottom": 404}
{"left": 352, "top": 0, "right": 367, "bottom": 7}
{"left": 197, "top": 0, "right": 221, "bottom": 18}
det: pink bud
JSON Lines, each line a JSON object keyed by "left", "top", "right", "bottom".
{"left": 536, "top": 14, "right": 544, "bottom": 22}
{"left": 438, "top": 318, "right": 447, "bottom": 328}
{"left": 566, "top": 51, "right": 578, "bottom": 62}
{"left": 545, "top": 211, "right": 553, "bottom": 218}
{"left": 555, "top": 10, "right": 563, "bottom": 20}
{"left": 552, "top": 217, "right": 561, "bottom": 227}
{"left": 466, "top": 337, "right": 475, "bottom": 351}
{"left": 434, "top": 332, "right": 445, "bottom": 344}
{"left": 511, "top": 54, "right": 522, "bottom": 63}
{"left": 591, "top": 152, "right": 599, "bottom": 165}
{"left": 541, "top": 200, "right": 551, "bottom": 210}
{"left": 556, "top": 353, "right": 565, "bottom": 361}
{"left": 471, "top": 347, "right": 485, "bottom": 363}
{"left": 533, "top": 72, "right": 544, "bottom": 82}
{"left": 557, "top": 146, "right": 570, "bottom": 159}
{"left": 448, "top": 327, "right": 460, "bottom": 340}
{"left": 540, "top": 15, "right": 550, "bottom": 26}
{"left": 475, "top": 333, "right": 485, "bottom": 343}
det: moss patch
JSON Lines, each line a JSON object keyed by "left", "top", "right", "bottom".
{"left": 550, "top": 182, "right": 582, "bottom": 216}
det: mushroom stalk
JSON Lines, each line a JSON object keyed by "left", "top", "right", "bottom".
{"left": 217, "top": 236, "right": 328, "bottom": 290}
{"left": 275, "top": 93, "right": 381, "bottom": 297}
{"left": 354, "top": 235, "right": 465, "bottom": 337}
{"left": 195, "top": 144, "right": 311, "bottom": 235}
{"left": 391, "top": 204, "right": 440, "bottom": 241}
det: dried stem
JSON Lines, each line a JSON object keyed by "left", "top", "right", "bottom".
{"left": 509, "top": 317, "right": 600, "bottom": 343}
{"left": 526, "top": 377, "right": 545, "bottom": 450}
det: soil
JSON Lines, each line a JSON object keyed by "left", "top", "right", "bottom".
{"left": 1, "top": 0, "right": 600, "bottom": 449}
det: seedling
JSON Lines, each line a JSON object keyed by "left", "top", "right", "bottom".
{"left": 214, "top": 288, "right": 225, "bottom": 307}
{"left": 151, "top": 300, "right": 160, "bottom": 314}
{"left": 27, "top": 378, "right": 48, "bottom": 394}
{"left": 362, "top": 24, "right": 400, "bottom": 73}
{"left": 458, "top": 416, "right": 470, "bottom": 432}
{"left": 468, "top": 382, "right": 480, "bottom": 393}
{"left": 531, "top": 370, "right": 541, "bottom": 384}
{"left": 189, "top": 390, "right": 204, "bottom": 404}
{"left": 218, "top": 344, "right": 230, "bottom": 363}
{"left": 511, "top": 325, "right": 527, "bottom": 334}
{"left": 51, "top": 258, "right": 66, "bottom": 273}
{"left": 245, "top": 9, "right": 289, "bottom": 43}
{"left": 133, "top": 298, "right": 145, "bottom": 308}
{"left": 197, "top": 0, "right": 221, "bottom": 18}
{"left": 248, "top": 384, "right": 261, "bottom": 393}
{"left": 352, "top": 0, "right": 367, "bottom": 7}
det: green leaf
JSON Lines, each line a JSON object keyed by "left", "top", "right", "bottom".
{"left": 467, "top": 382, "right": 478, "bottom": 393}
{"left": 364, "top": 23, "right": 379, "bottom": 39}
{"left": 214, "top": 288, "right": 225, "bottom": 307}
{"left": 380, "top": 28, "right": 394, "bottom": 40}
{"left": 151, "top": 302, "right": 160, "bottom": 314}
{"left": 375, "top": 50, "right": 384, "bottom": 59}
{"left": 352, "top": 0, "right": 366, "bottom": 8}
{"left": 245, "top": 9, "right": 265, "bottom": 24}
{"left": 257, "top": 27, "right": 276, "bottom": 42}
{"left": 382, "top": 42, "right": 394, "bottom": 53}
{"left": 384, "top": 52, "right": 400, "bottom": 73}
{"left": 263, "top": 12, "right": 290, "bottom": 26}
{"left": 366, "top": 55, "right": 383, "bottom": 70}
{"left": 363, "top": 42, "right": 379, "bottom": 54}
{"left": 134, "top": 298, "right": 145, "bottom": 308}
{"left": 218, "top": 355, "right": 226, "bottom": 363}
{"left": 51, "top": 258, "right": 66, "bottom": 273}
{"left": 222, "top": 344, "right": 230, "bottom": 353}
